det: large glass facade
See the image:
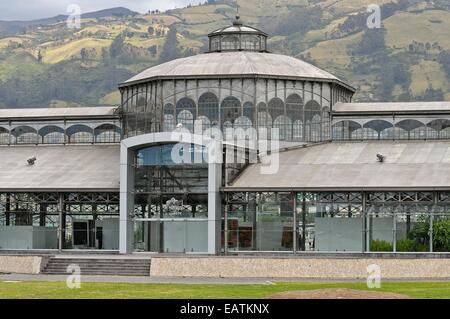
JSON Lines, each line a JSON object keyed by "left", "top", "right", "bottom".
{"left": 121, "top": 79, "right": 341, "bottom": 143}
{"left": 0, "top": 192, "right": 119, "bottom": 250}
{"left": 133, "top": 143, "right": 209, "bottom": 253}
{"left": 224, "top": 191, "right": 450, "bottom": 253}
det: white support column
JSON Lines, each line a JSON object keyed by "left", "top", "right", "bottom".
{"left": 119, "top": 142, "right": 135, "bottom": 254}
{"left": 208, "top": 160, "right": 222, "bottom": 255}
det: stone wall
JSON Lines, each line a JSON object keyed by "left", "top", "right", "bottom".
{"left": 150, "top": 257, "right": 450, "bottom": 279}
{"left": 0, "top": 256, "right": 46, "bottom": 274}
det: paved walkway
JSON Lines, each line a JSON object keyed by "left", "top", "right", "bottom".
{"left": 1, "top": 274, "right": 449, "bottom": 284}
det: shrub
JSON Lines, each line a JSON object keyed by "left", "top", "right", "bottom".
{"left": 433, "top": 219, "right": 450, "bottom": 252}
{"left": 370, "top": 239, "right": 392, "bottom": 252}
{"left": 396, "top": 239, "right": 427, "bottom": 252}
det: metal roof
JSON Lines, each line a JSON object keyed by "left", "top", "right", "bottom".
{"left": 0, "top": 145, "right": 119, "bottom": 191}
{"left": 208, "top": 16, "right": 268, "bottom": 37}
{"left": 334, "top": 102, "right": 450, "bottom": 114}
{"left": 121, "top": 52, "right": 353, "bottom": 90}
{"left": 209, "top": 24, "right": 267, "bottom": 36}
{"left": 227, "top": 141, "right": 450, "bottom": 191}
{"left": 0, "top": 107, "right": 118, "bottom": 120}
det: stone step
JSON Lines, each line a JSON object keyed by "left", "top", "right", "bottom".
{"left": 44, "top": 271, "right": 149, "bottom": 276}
{"left": 42, "top": 257, "right": 151, "bottom": 276}
{"left": 51, "top": 260, "right": 150, "bottom": 265}
{"left": 45, "top": 267, "right": 150, "bottom": 272}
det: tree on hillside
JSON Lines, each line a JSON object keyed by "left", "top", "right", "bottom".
{"left": 355, "top": 26, "right": 386, "bottom": 56}
{"left": 439, "top": 50, "right": 450, "bottom": 78}
{"left": 159, "top": 25, "right": 182, "bottom": 63}
{"left": 110, "top": 33, "right": 125, "bottom": 59}
{"left": 37, "top": 50, "right": 43, "bottom": 63}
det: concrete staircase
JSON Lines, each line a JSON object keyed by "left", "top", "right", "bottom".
{"left": 42, "top": 257, "right": 151, "bottom": 276}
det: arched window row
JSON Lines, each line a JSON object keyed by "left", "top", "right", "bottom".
{"left": 332, "top": 119, "right": 450, "bottom": 141}
{"left": 167, "top": 92, "right": 330, "bottom": 141}
{"left": 158, "top": 84, "right": 331, "bottom": 108}
{"left": 0, "top": 123, "right": 121, "bottom": 145}
{"left": 164, "top": 92, "right": 329, "bottom": 142}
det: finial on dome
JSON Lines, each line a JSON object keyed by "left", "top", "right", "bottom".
{"left": 233, "top": 0, "right": 242, "bottom": 26}
{"left": 233, "top": 15, "right": 242, "bottom": 26}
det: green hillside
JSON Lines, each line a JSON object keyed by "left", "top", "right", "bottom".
{"left": 0, "top": 0, "right": 449, "bottom": 108}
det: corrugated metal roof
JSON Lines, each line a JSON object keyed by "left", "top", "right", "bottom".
{"left": 122, "top": 52, "right": 351, "bottom": 88}
{"left": 334, "top": 102, "right": 450, "bottom": 113}
{"left": 0, "top": 107, "right": 118, "bottom": 120}
{"left": 227, "top": 141, "right": 450, "bottom": 190}
{"left": 0, "top": 145, "right": 119, "bottom": 191}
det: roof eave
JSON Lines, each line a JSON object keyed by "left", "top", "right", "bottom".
{"left": 119, "top": 74, "right": 355, "bottom": 92}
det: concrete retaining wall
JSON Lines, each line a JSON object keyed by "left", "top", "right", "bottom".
{"left": 0, "top": 255, "right": 46, "bottom": 274}
{"left": 150, "top": 257, "right": 450, "bottom": 279}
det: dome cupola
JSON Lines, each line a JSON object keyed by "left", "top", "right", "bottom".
{"left": 207, "top": 16, "right": 268, "bottom": 53}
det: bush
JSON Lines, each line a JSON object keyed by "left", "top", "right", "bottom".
{"left": 396, "top": 239, "right": 427, "bottom": 252}
{"left": 433, "top": 219, "right": 450, "bottom": 252}
{"left": 370, "top": 239, "right": 392, "bottom": 252}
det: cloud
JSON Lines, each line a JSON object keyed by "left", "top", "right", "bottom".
{"left": 0, "top": 0, "right": 194, "bottom": 21}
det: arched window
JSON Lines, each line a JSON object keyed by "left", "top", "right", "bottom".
{"left": 221, "top": 35, "right": 240, "bottom": 50}
{"left": 11, "top": 126, "right": 39, "bottom": 144}
{"left": 67, "top": 124, "right": 93, "bottom": 143}
{"left": 176, "top": 97, "right": 196, "bottom": 132}
{"left": 94, "top": 124, "right": 121, "bottom": 143}
{"left": 211, "top": 37, "right": 220, "bottom": 51}
{"left": 286, "top": 94, "right": 303, "bottom": 121}
{"left": 395, "top": 119, "right": 425, "bottom": 140}
{"left": 363, "top": 120, "right": 393, "bottom": 140}
{"left": 221, "top": 96, "right": 241, "bottom": 129}
{"left": 268, "top": 97, "right": 285, "bottom": 120}
{"left": 332, "top": 120, "right": 362, "bottom": 140}
{"left": 39, "top": 125, "right": 65, "bottom": 144}
{"left": 177, "top": 110, "right": 194, "bottom": 133}
{"left": 241, "top": 35, "right": 260, "bottom": 51}
{"left": 198, "top": 92, "right": 219, "bottom": 123}
{"left": 428, "top": 119, "right": 450, "bottom": 139}
{"left": 0, "top": 127, "right": 10, "bottom": 144}
{"left": 304, "top": 101, "right": 321, "bottom": 142}
{"left": 304, "top": 100, "right": 321, "bottom": 122}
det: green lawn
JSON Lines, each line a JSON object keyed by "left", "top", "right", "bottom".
{"left": 0, "top": 281, "right": 449, "bottom": 299}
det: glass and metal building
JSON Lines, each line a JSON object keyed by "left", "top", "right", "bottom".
{"left": 0, "top": 19, "right": 449, "bottom": 254}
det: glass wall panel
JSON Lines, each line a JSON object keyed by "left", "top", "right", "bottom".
{"left": 134, "top": 220, "right": 208, "bottom": 253}
{"left": 367, "top": 208, "right": 394, "bottom": 252}
{"left": 395, "top": 212, "right": 430, "bottom": 252}
{"left": 432, "top": 212, "right": 450, "bottom": 252}
{"left": 133, "top": 143, "right": 209, "bottom": 252}
{"left": 297, "top": 192, "right": 364, "bottom": 252}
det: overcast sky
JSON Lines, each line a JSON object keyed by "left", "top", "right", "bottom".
{"left": 0, "top": 0, "right": 196, "bottom": 21}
